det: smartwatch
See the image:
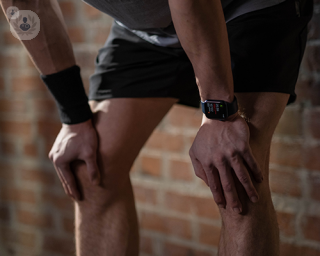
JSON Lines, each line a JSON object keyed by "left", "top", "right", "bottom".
{"left": 201, "top": 96, "right": 238, "bottom": 121}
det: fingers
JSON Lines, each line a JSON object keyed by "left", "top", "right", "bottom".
{"left": 218, "top": 163, "right": 243, "bottom": 214}
{"left": 231, "top": 155, "right": 260, "bottom": 204}
{"left": 190, "top": 151, "right": 226, "bottom": 208}
{"left": 242, "top": 145, "right": 264, "bottom": 183}
{"left": 85, "top": 158, "right": 101, "bottom": 185}
{"left": 190, "top": 156, "right": 209, "bottom": 186}
{"left": 203, "top": 165, "right": 226, "bottom": 208}
{"left": 57, "top": 164, "right": 81, "bottom": 201}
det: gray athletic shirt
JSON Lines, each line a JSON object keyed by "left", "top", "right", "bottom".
{"left": 81, "top": 0, "right": 287, "bottom": 47}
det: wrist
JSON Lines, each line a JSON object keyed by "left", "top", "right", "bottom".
{"left": 40, "top": 65, "right": 93, "bottom": 124}
{"left": 202, "top": 111, "right": 239, "bottom": 124}
{"left": 62, "top": 118, "right": 92, "bottom": 129}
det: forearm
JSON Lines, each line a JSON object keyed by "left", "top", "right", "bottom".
{"left": 168, "top": 0, "right": 234, "bottom": 102}
{"left": 0, "top": 0, "right": 75, "bottom": 75}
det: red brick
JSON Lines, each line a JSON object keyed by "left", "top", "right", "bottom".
{"left": 139, "top": 211, "right": 165, "bottom": 233}
{"left": 23, "top": 142, "right": 38, "bottom": 157}
{"left": 37, "top": 120, "right": 61, "bottom": 138}
{"left": 16, "top": 209, "right": 53, "bottom": 228}
{"left": 305, "top": 109, "right": 320, "bottom": 139}
{"left": 0, "top": 55, "right": 19, "bottom": 69}
{"left": 274, "top": 108, "right": 302, "bottom": 136}
{"left": 308, "top": 10, "right": 320, "bottom": 40}
{"left": 276, "top": 211, "right": 295, "bottom": 237}
{"left": 32, "top": 98, "right": 58, "bottom": 115}
{"left": 270, "top": 141, "right": 302, "bottom": 168}
{"left": 140, "top": 155, "right": 161, "bottom": 177}
{"left": 301, "top": 215, "right": 320, "bottom": 242}
{"left": 280, "top": 242, "right": 320, "bottom": 256}
{"left": 0, "top": 227, "right": 36, "bottom": 248}
{"left": 0, "top": 99, "right": 25, "bottom": 113}
{"left": 164, "top": 191, "right": 193, "bottom": 214}
{"left": 84, "top": 3, "right": 102, "bottom": 19}
{"left": 11, "top": 75, "right": 47, "bottom": 92}
{"left": 67, "top": 26, "right": 85, "bottom": 43}
{"left": 193, "top": 197, "right": 220, "bottom": 220}
{"left": 0, "top": 75, "right": 4, "bottom": 91}
{"left": 309, "top": 172, "right": 320, "bottom": 201}
{"left": 145, "top": 130, "right": 184, "bottom": 152}
{"left": 269, "top": 168, "right": 302, "bottom": 197}
{"left": 199, "top": 223, "right": 221, "bottom": 246}
{"left": 0, "top": 205, "right": 10, "bottom": 221}
{"left": 303, "top": 144, "right": 320, "bottom": 171}
{"left": 41, "top": 191, "right": 74, "bottom": 212}
{"left": 3, "top": 30, "right": 20, "bottom": 45}
{"left": 295, "top": 79, "right": 320, "bottom": 106}
{"left": 63, "top": 216, "right": 74, "bottom": 234}
{"left": 94, "top": 25, "right": 111, "bottom": 44}
{"left": 164, "top": 191, "right": 220, "bottom": 220}
{"left": 169, "top": 159, "right": 194, "bottom": 181}
{"left": 130, "top": 158, "right": 139, "bottom": 174}
{"left": 44, "top": 137, "right": 57, "bottom": 156}
{"left": 140, "top": 211, "right": 192, "bottom": 239}
{"left": 0, "top": 187, "right": 36, "bottom": 203}
{"left": 132, "top": 184, "right": 157, "bottom": 205}
{"left": 162, "top": 215, "right": 192, "bottom": 239}
{"left": 81, "top": 74, "right": 91, "bottom": 94}
{"left": 19, "top": 167, "right": 56, "bottom": 186}
{"left": 0, "top": 141, "right": 15, "bottom": 156}
{"left": 74, "top": 50, "right": 97, "bottom": 69}
{"left": 305, "top": 45, "right": 320, "bottom": 72}
{"left": 59, "top": 1, "right": 76, "bottom": 20}
{"left": 0, "top": 163, "right": 15, "bottom": 181}
{"left": 140, "top": 235, "right": 153, "bottom": 254}
{"left": 0, "top": 120, "right": 32, "bottom": 137}
{"left": 167, "top": 105, "right": 202, "bottom": 128}
{"left": 163, "top": 242, "right": 212, "bottom": 256}
{"left": 42, "top": 235, "right": 75, "bottom": 254}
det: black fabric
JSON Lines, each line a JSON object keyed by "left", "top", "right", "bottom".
{"left": 88, "top": 0, "right": 314, "bottom": 108}
{"left": 40, "top": 65, "right": 93, "bottom": 124}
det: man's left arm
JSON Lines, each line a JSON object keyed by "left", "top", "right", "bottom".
{"left": 168, "top": 0, "right": 264, "bottom": 212}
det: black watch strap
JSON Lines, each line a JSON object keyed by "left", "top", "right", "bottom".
{"left": 227, "top": 96, "right": 238, "bottom": 116}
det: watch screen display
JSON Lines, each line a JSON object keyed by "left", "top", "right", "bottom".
{"left": 205, "top": 102, "right": 227, "bottom": 119}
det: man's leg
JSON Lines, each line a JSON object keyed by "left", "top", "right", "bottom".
{"left": 218, "top": 92, "right": 290, "bottom": 256}
{"left": 71, "top": 97, "right": 178, "bottom": 256}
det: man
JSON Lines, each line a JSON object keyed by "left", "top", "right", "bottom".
{"left": 0, "top": 0, "right": 313, "bottom": 255}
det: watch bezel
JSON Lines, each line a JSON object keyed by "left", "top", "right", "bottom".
{"left": 202, "top": 99, "right": 229, "bottom": 121}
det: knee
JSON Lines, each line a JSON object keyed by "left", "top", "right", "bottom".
{"left": 71, "top": 146, "right": 134, "bottom": 210}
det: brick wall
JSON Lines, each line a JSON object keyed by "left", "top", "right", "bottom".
{"left": 0, "top": 0, "right": 319, "bottom": 255}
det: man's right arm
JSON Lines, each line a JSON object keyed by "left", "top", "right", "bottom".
{"left": 0, "top": 0, "right": 101, "bottom": 201}
{"left": 0, "top": 0, "right": 75, "bottom": 75}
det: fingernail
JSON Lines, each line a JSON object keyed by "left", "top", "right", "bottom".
{"left": 251, "top": 196, "right": 258, "bottom": 203}
{"left": 218, "top": 204, "right": 225, "bottom": 209}
{"left": 233, "top": 207, "right": 241, "bottom": 214}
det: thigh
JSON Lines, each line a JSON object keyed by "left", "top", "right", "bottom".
{"left": 73, "top": 97, "right": 178, "bottom": 201}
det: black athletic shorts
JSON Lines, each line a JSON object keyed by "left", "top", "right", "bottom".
{"left": 88, "top": 0, "right": 314, "bottom": 108}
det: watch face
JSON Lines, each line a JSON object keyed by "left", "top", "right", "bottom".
{"left": 204, "top": 101, "right": 227, "bottom": 119}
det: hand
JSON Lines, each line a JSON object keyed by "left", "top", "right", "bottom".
{"left": 49, "top": 119, "right": 100, "bottom": 201}
{"left": 189, "top": 112, "right": 264, "bottom": 213}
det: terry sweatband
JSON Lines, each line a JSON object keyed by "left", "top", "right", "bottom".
{"left": 40, "top": 65, "right": 93, "bottom": 125}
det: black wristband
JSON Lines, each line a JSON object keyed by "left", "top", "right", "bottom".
{"left": 40, "top": 65, "right": 93, "bottom": 124}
